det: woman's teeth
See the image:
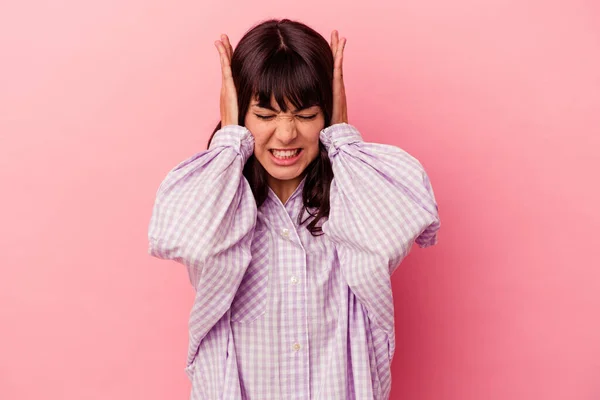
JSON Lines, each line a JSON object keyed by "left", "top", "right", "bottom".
{"left": 271, "top": 149, "right": 301, "bottom": 159}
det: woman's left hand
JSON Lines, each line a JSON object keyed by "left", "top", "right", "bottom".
{"left": 330, "top": 30, "right": 348, "bottom": 125}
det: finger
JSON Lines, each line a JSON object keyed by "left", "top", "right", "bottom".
{"left": 334, "top": 37, "right": 346, "bottom": 79}
{"left": 215, "top": 38, "right": 230, "bottom": 62}
{"left": 214, "top": 40, "right": 226, "bottom": 71}
{"left": 214, "top": 40, "right": 232, "bottom": 80}
{"left": 221, "top": 34, "right": 233, "bottom": 60}
{"left": 330, "top": 30, "right": 339, "bottom": 57}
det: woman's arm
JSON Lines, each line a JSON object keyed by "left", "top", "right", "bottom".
{"left": 321, "top": 122, "right": 440, "bottom": 335}
{"left": 148, "top": 125, "right": 257, "bottom": 289}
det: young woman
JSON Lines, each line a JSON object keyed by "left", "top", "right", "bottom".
{"left": 148, "top": 18, "right": 440, "bottom": 400}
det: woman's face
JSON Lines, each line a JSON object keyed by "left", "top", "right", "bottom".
{"left": 244, "top": 95, "right": 325, "bottom": 189}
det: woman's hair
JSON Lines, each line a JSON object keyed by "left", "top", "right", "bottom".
{"left": 207, "top": 19, "right": 334, "bottom": 236}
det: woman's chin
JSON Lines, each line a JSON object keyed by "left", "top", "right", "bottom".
{"left": 264, "top": 165, "right": 305, "bottom": 183}
{"left": 267, "top": 172, "right": 301, "bottom": 183}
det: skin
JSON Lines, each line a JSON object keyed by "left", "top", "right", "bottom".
{"left": 214, "top": 30, "right": 348, "bottom": 204}
{"left": 244, "top": 98, "right": 324, "bottom": 203}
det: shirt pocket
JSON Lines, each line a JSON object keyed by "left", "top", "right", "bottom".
{"left": 230, "top": 229, "right": 270, "bottom": 323}
{"left": 303, "top": 231, "right": 335, "bottom": 275}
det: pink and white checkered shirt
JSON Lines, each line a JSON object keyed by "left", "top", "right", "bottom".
{"left": 148, "top": 123, "right": 440, "bottom": 399}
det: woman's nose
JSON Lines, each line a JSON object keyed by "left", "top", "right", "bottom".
{"left": 274, "top": 116, "right": 297, "bottom": 143}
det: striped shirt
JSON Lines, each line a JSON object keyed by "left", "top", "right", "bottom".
{"left": 148, "top": 123, "right": 440, "bottom": 399}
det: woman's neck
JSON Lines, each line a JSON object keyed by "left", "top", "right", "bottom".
{"left": 267, "top": 174, "right": 304, "bottom": 205}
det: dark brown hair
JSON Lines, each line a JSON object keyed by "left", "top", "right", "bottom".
{"left": 207, "top": 19, "right": 334, "bottom": 236}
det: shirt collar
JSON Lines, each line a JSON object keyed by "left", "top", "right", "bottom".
{"left": 264, "top": 176, "right": 307, "bottom": 225}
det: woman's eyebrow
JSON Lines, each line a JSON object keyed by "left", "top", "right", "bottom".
{"left": 252, "top": 104, "right": 279, "bottom": 112}
{"left": 292, "top": 106, "right": 318, "bottom": 113}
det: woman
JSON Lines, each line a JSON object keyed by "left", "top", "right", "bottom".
{"left": 148, "top": 18, "right": 440, "bottom": 400}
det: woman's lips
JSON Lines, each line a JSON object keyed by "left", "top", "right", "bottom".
{"left": 269, "top": 148, "right": 303, "bottom": 166}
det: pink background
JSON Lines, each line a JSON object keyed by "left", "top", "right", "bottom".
{"left": 1, "top": 0, "right": 599, "bottom": 399}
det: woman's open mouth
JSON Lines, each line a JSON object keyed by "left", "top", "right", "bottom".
{"left": 269, "top": 148, "right": 303, "bottom": 166}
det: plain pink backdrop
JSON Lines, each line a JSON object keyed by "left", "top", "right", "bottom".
{"left": 1, "top": 0, "right": 599, "bottom": 399}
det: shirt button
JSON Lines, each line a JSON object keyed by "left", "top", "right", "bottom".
{"left": 292, "top": 342, "right": 301, "bottom": 351}
{"left": 281, "top": 228, "right": 290, "bottom": 238}
{"left": 290, "top": 276, "right": 299, "bottom": 285}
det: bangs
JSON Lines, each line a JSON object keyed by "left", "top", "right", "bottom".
{"left": 253, "top": 50, "right": 321, "bottom": 112}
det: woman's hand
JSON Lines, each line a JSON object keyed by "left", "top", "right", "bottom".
{"left": 330, "top": 30, "right": 348, "bottom": 125}
{"left": 214, "top": 34, "right": 238, "bottom": 127}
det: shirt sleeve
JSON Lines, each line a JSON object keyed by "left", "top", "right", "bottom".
{"left": 147, "top": 124, "right": 257, "bottom": 321}
{"left": 320, "top": 123, "right": 440, "bottom": 334}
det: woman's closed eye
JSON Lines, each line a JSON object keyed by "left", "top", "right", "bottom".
{"left": 254, "top": 113, "right": 318, "bottom": 121}
{"left": 296, "top": 114, "right": 318, "bottom": 120}
{"left": 254, "top": 114, "right": 276, "bottom": 120}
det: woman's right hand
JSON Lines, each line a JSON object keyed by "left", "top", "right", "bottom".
{"left": 214, "top": 34, "right": 238, "bottom": 127}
